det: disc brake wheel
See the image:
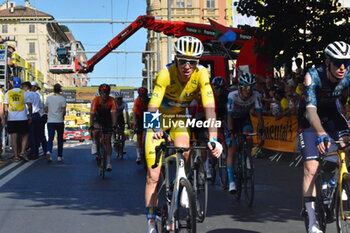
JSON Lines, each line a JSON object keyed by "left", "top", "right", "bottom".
{"left": 176, "top": 178, "right": 196, "bottom": 233}
{"left": 337, "top": 175, "right": 350, "bottom": 233}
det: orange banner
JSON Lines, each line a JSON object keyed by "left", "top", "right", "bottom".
{"left": 251, "top": 114, "right": 298, "bottom": 152}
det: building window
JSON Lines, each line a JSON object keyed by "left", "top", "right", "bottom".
{"left": 187, "top": 0, "right": 192, "bottom": 8}
{"left": 2, "top": 25, "right": 8, "bottom": 33}
{"left": 29, "top": 25, "right": 35, "bottom": 33}
{"left": 30, "top": 62, "right": 35, "bottom": 68}
{"left": 29, "top": 42, "right": 35, "bottom": 54}
{"left": 176, "top": 0, "right": 184, "bottom": 8}
{"left": 207, "top": 0, "right": 215, "bottom": 8}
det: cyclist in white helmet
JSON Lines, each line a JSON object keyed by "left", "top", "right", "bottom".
{"left": 299, "top": 41, "right": 350, "bottom": 233}
{"left": 227, "top": 72, "right": 265, "bottom": 193}
{"left": 144, "top": 35, "right": 223, "bottom": 233}
{"left": 113, "top": 91, "right": 130, "bottom": 158}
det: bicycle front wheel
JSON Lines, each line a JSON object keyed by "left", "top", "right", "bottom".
{"left": 243, "top": 150, "right": 254, "bottom": 207}
{"left": 336, "top": 174, "right": 350, "bottom": 233}
{"left": 176, "top": 178, "right": 196, "bottom": 233}
{"left": 234, "top": 154, "right": 242, "bottom": 200}
{"left": 196, "top": 158, "right": 208, "bottom": 223}
{"left": 218, "top": 143, "right": 228, "bottom": 190}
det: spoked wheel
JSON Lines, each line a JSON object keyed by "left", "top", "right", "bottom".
{"left": 209, "top": 157, "right": 217, "bottom": 185}
{"left": 195, "top": 159, "right": 208, "bottom": 223}
{"left": 101, "top": 154, "right": 106, "bottom": 179}
{"left": 156, "top": 168, "right": 169, "bottom": 233}
{"left": 234, "top": 154, "right": 242, "bottom": 200}
{"left": 175, "top": 178, "right": 196, "bottom": 233}
{"left": 243, "top": 151, "right": 254, "bottom": 207}
{"left": 337, "top": 175, "right": 350, "bottom": 233}
{"left": 218, "top": 143, "right": 228, "bottom": 190}
{"left": 156, "top": 204, "right": 169, "bottom": 233}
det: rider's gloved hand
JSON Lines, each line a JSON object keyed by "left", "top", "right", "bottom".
{"left": 208, "top": 137, "right": 223, "bottom": 158}
{"left": 316, "top": 134, "right": 331, "bottom": 154}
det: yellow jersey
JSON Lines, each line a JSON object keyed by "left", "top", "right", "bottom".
{"left": 149, "top": 63, "right": 214, "bottom": 115}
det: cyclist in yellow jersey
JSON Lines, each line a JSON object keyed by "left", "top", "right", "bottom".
{"left": 144, "top": 36, "right": 223, "bottom": 233}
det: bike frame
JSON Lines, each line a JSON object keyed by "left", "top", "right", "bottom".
{"left": 338, "top": 148, "right": 349, "bottom": 220}
{"left": 163, "top": 150, "right": 187, "bottom": 231}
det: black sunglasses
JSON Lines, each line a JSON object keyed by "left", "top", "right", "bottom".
{"left": 331, "top": 59, "right": 350, "bottom": 68}
{"left": 177, "top": 58, "right": 198, "bottom": 67}
{"left": 239, "top": 85, "right": 252, "bottom": 91}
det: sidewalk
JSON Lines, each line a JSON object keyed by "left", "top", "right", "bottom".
{"left": 0, "top": 149, "right": 14, "bottom": 167}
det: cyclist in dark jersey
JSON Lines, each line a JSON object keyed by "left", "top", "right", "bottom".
{"left": 133, "top": 87, "right": 149, "bottom": 163}
{"left": 298, "top": 41, "right": 350, "bottom": 233}
{"left": 90, "top": 84, "right": 117, "bottom": 172}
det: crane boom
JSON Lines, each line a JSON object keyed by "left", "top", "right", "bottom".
{"left": 76, "top": 15, "right": 248, "bottom": 73}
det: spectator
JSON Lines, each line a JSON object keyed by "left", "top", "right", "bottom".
{"left": 295, "top": 57, "right": 304, "bottom": 77}
{"left": 31, "top": 81, "right": 47, "bottom": 156}
{"left": 44, "top": 83, "right": 66, "bottom": 162}
{"left": 261, "top": 77, "right": 276, "bottom": 113}
{"left": 22, "top": 81, "right": 42, "bottom": 160}
{"left": 3, "top": 77, "right": 32, "bottom": 162}
{"left": 0, "top": 84, "right": 4, "bottom": 157}
{"left": 273, "top": 88, "right": 290, "bottom": 120}
{"left": 56, "top": 43, "right": 69, "bottom": 65}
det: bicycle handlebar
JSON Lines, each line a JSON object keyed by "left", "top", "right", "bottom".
{"left": 151, "top": 134, "right": 215, "bottom": 169}
{"left": 320, "top": 137, "right": 350, "bottom": 156}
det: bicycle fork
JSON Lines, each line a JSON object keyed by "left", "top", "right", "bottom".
{"left": 339, "top": 150, "right": 350, "bottom": 220}
{"left": 165, "top": 152, "right": 187, "bottom": 231}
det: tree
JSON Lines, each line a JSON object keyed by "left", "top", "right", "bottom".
{"left": 235, "top": 0, "right": 350, "bottom": 68}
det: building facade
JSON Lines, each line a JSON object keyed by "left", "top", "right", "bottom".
{"left": 145, "top": 0, "right": 229, "bottom": 86}
{"left": 0, "top": 0, "right": 88, "bottom": 89}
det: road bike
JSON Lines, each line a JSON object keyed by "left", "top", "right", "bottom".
{"left": 153, "top": 135, "right": 213, "bottom": 232}
{"left": 207, "top": 136, "right": 228, "bottom": 189}
{"left": 301, "top": 138, "right": 350, "bottom": 233}
{"left": 95, "top": 128, "right": 108, "bottom": 179}
{"left": 114, "top": 124, "right": 125, "bottom": 160}
{"left": 234, "top": 133, "right": 258, "bottom": 207}
{"left": 188, "top": 139, "right": 211, "bottom": 223}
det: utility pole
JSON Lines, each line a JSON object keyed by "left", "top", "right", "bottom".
{"left": 167, "top": 0, "right": 172, "bottom": 64}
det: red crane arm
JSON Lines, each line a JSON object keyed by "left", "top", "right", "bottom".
{"left": 77, "top": 15, "right": 247, "bottom": 73}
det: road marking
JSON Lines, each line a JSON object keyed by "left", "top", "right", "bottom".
{"left": 0, "top": 162, "right": 21, "bottom": 176}
{"left": 0, "top": 141, "right": 92, "bottom": 188}
{"left": 0, "top": 160, "right": 36, "bottom": 188}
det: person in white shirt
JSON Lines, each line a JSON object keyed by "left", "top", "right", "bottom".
{"left": 4, "top": 77, "right": 32, "bottom": 162}
{"left": 22, "top": 81, "right": 42, "bottom": 160}
{"left": 44, "top": 83, "right": 66, "bottom": 162}
{"left": 31, "top": 81, "right": 47, "bottom": 156}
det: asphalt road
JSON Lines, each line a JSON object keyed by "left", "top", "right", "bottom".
{"left": 0, "top": 141, "right": 338, "bottom": 233}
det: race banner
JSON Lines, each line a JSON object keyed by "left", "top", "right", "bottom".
{"left": 251, "top": 114, "right": 298, "bottom": 152}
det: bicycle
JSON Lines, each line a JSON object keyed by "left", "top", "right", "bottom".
{"left": 94, "top": 127, "right": 112, "bottom": 180}
{"left": 188, "top": 139, "right": 211, "bottom": 223}
{"left": 207, "top": 136, "right": 228, "bottom": 189}
{"left": 114, "top": 124, "right": 125, "bottom": 160}
{"left": 153, "top": 135, "right": 214, "bottom": 232}
{"left": 301, "top": 138, "right": 350, "bottom": 233}
{"left": 233, "top": 133, "right": 258, "bottom": 207}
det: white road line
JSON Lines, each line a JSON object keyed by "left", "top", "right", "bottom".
{"left": 0, "top": 160, "right": 36, "bottom": 188}
{"left": 0, "top": 162, "right": 20, "bottom": 176}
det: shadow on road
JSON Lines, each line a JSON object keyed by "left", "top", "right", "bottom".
{"left": 0, "top": 144, "right": 304, "bottom": 225}
{"left": 206, "top": 229, "right": 260, "bottom": 233}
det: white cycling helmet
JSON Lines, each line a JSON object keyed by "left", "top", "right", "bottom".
{"left": 174, "top": 36, "right": 204, "bottom": 59}
{"left": 238, "top": 73, "right": 256, "bottom": 86}
{"left": 325, "top": 41, "right": 350, "bottom": 59}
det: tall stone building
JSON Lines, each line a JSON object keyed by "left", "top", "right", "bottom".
{"left": 0, "top": 0, "right": 88, "bottom": 88}
{"left": 144, "top": 0, "right": 228, "bottom": 86}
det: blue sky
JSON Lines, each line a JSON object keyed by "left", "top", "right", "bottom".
{"left": 30, "top": 0, "right": 147, "bottom": 87}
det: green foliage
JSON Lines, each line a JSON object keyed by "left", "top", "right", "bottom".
{"left": 235, "top": 0, "right": 350, "bottom": 68}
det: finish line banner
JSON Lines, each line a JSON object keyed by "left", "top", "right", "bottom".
{"left": 251, "top": 115, "right": 298, "bottom": 153}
